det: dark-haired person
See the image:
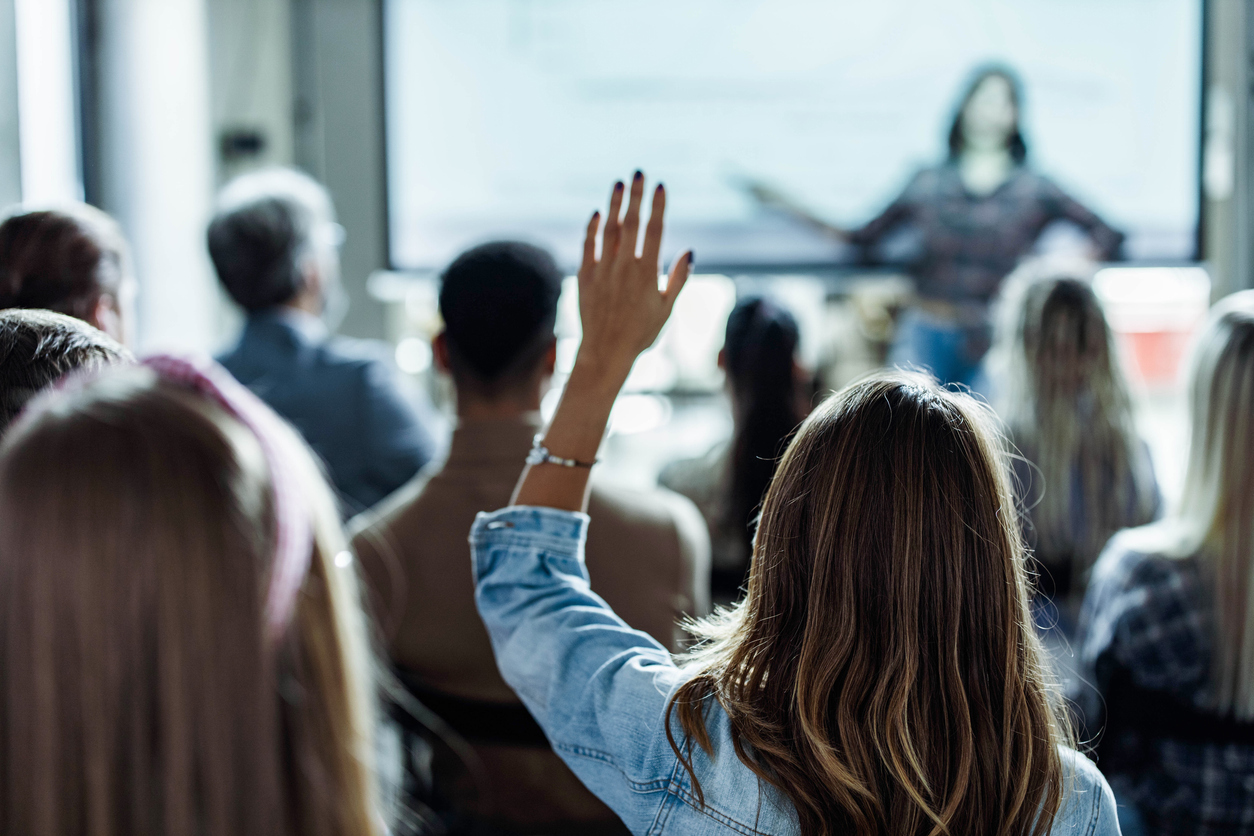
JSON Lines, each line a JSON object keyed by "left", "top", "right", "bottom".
{"left": 470, "top": 173, "right": 1118, "bottom": 836}
{"left": 0, "top": 203, "right": 136, "bottom": 345}
{"left": 0, "top": 308, "right": 132, "bottom": 431}
{"left": 210, "top": 168, "right": 437, "bottom": 515}
{"left": 747, "top": 66, "right": 1124, "bottom": 387}
{"left": 350, "top": 239, "right": 709, "bottom": 834}
{"left": 660, "top": 296, "right": 807, "bottom": 600}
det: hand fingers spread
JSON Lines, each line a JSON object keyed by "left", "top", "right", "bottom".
{"left": 579, "top": 210, "right": 600, "bottom": 279}
{"left": 620, "top": 170, "right": 645, "bottom": 261}
{"left": 663, "top": 250, "right": 695, "bottom": 309}
{"left": 641, "top": 183, "right": 666, "bottom": 269}
{"left": 601, "top": 181, "right": 625, "bottom": 262}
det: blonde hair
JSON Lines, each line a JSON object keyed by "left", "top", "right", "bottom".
{"left": 0, "top": 367, "right": 379, "bottom": 836}
{"left": 1122, "top": 290, "right": 1254, "bottom": 718}
{"left": 669, "top": 372, "right": 1070, "bottom": 836}
{"left": 988, "top": 260, "right": 1157, "bottom": 585}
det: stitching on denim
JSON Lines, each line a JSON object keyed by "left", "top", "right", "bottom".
{"left": 673, "top": 786, "right": 775, "bottom": 835}
{"left": 1086, "top": 783, "right": 1101, "bottom": 835}
{"left": 647, "top": 789, "right": 677, "bottom": 836}
{"left": 475, "top": 533, "right": 585, "bottom": 554}
{"left": 553, "top": 743, "right": 670, "bottom": 793}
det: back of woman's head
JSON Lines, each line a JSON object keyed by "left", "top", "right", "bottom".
{"left": 0, "top": 204, "right": 131, "bottom": 322}
{"left": 671, "top": 372, "right": 1066, "bottom": 836}
{"left": 722, "top": 296, "right": 803, "bottom": 559}
{"left": 0, "top": 364, "right": 377, "bottom": 836}
{"left": 1163, "top": 290, "right": 1254, "bottom": 717}
{"left": 990, "top": 261, "right": 1156, "bottom": 578}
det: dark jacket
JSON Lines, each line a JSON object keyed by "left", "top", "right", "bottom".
{"left": 218, "top": 309, "right": 437, "bottom": 515}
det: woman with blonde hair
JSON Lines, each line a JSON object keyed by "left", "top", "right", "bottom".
{"left": 1075, "top": 290, "right": 1254, "bottom": 835}
{"left": 470, "top": 173, "right": 1117, "bottom": 835}
{"left": 986, "top": 260, "right": 1160, "bottom": 603}
{"left": 0, "top": 356, "right": 380, "bottom": 836}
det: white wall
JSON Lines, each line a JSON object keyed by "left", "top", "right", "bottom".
{"left": 208, "top": 0, "right": 295, "bottom": 181}
{"left": 292, "top": 0, "right": 389, "bottom": 340}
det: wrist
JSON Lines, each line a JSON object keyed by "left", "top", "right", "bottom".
{"left": 569, "top": 350, "right": 633, "bottom": 395}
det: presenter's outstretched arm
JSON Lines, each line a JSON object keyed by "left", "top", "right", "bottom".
{"left": 738, "top": 176, "right": 851, "bottom": 243}
{"left": 510, "top": 171, "right": 694, "bottom": 511}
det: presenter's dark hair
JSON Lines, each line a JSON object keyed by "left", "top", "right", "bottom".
{"left": 0, "top": 309, "right": 131, "bottom": 431}
{"left": 438, "top": 240, "right": 563, "bottom": 389}
{"left": 724, "top": 297, "right": 803, "bottom": 563}
{"left": 947, "top": 65, "right": 1028, "bottom": 164}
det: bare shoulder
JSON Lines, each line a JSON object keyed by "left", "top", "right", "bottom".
{"left": 588, "top": 479, "right": 704, "bottom": 540}
{"left": 347, "top": 463, "right": 439, "bottom": 546}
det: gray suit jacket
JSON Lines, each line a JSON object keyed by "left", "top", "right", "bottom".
{"left": 218, "top": 309, "right": 437, "bottom": 515}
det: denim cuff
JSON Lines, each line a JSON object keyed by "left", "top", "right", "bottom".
{"left": 470, "top": 506, "right": 590, "bottom": 578}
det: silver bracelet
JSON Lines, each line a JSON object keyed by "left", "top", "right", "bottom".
{"left": 526, "top": 434, "right": 597, "bottom": 469}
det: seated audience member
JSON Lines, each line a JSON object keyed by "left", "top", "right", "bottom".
{"left": 209, "top": 168, "right": 437, "bottom": 514}
{"left": 0, "top": 309, "right": 131, "bottom": 430}
{"left": 986, "top": 262, "right": 1159, "bottom": 608}
{"left": 660, "top": 296, "right": 807, "bottom": 600}
{"left": 351, "top": 239, "right": 710, "bottom": 834}
{"left": 1074, "top": 290, "right": 1254, "bottom": 836}
{"left": 470, "top": 175, "right": 1118, "bottom": 836}
{"left": 0, "top": 356, "right": 378, "bottom": 836}
{"left": 0, "top": 203, "right": 136, "bottom": 344}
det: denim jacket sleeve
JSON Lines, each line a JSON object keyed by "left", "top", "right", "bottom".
{"left": 470, "top": 506, "right": 691, "bottom": 833}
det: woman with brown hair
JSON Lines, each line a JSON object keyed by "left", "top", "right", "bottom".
{"left": 0, "top": 203, "right": 136, "bottom": 344}
{"left": 470, "top": 173, "right": 1117, "bottom": 835}
{"left": 0, "top": 356, "right": 379, "bottom": 836}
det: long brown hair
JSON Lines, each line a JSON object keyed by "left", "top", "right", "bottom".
{"left": 0, "top": 367, "right": 379, "bottom": 836}
{"left": 989, "top": 262, "right": 1158, "bottom": 586}
{"left": 668, "top": 372, "right": 1069, "bottom": 836}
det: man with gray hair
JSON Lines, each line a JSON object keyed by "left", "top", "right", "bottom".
{"left": 210, "top": 167, "right": 436, "bottom": 515}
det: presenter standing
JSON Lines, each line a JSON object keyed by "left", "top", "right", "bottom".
{"left": 749, "top": 66, "right": 1124, "bottom": 387}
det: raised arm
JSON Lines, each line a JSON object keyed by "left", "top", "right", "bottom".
{"left": 739, "top": 177, "right": 851, "bottom": 243}
{"left": 511, "top": 171, "right": 693, "bottom": 511}
{"left": 473, "top": 173, "right": 699, "bottom": 829}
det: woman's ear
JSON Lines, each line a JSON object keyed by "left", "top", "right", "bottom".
{"left": 432, "top": 331, "right": 451, "bottom": 373}
{"left": 90, "top": 293, "right": 124, "bottom": 343}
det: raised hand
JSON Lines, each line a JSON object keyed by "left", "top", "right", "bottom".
{"left": 575, "top": 171, "right": 694, "bottom": 382}
{"left": 510, "top": 172, "right": 692, "bottom": 511}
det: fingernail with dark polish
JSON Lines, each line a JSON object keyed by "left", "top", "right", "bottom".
{"left": 688, "top": 250, "right": 696, "bottom": 265}
{"left": 633, "top": 170, "right": 643, "bottom": 182}
{"left": 656, "top": 183, "right": 665, "bottom": 193}
{"left": 614, "top": 181, "right": 624, "bottom": 193}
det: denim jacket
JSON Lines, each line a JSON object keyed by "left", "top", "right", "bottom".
{"left": 471, "top": 506, "right": 1121, "bottom": 836}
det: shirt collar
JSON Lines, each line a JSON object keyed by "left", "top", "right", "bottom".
{"left": 249, "top": 306, "right": 328, "bottom": 343}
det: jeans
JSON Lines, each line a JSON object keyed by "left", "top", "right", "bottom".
{"left": 889, "top": 307, "right": 992, "bottom": 391}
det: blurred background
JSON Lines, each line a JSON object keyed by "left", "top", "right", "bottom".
{"left": 0, "top": 0, "right": 1247, "bottom": 499}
